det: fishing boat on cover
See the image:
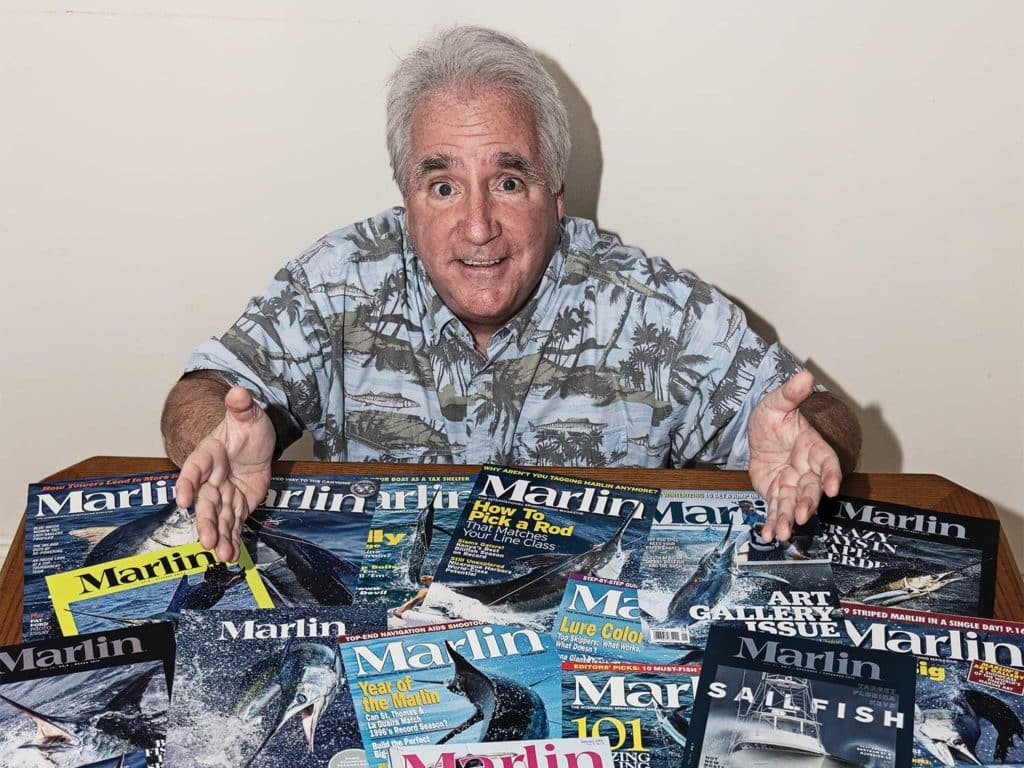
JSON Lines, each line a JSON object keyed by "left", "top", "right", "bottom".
{"left": 727, "top": 673, "right": 827, "bottom": 768}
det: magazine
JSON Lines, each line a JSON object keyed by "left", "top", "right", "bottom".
{"left": 388, "top": 737, "right": 614, "bottom": 768}
{"left": 45, "top": 541, "right": 273, "bottom": 636}
{"left": 638, "top": 489, "right": 838, "bottom": 655}
{"left": 420, "top": 465, "right": 658, "bottom": 631}
{"left": 682, "top": 625, "right": 917, "bottom": 768}
{"left": 164, "top": 606, "right": 384, "bottom": 767}
{"left": 0, "top": 623, "right": 175, "bottom": 768}
{"left": 819, "top": 495, "right": 1000, "bottom": 617}
{"left": 244, "top": 473, "right": 379, "bottom": 607}
{"left": 553, "top": 574, "right": 679, "bottom": 664}
{"left": 562, "top": 660, "right": 701, "bottom": 768}
{"left": 23, "top": 471, "right": 182, "bottom": 641}
{"left": 355, "top": 474, "right": 476, "bottom": 627}
{"left": 843, "top": 601, "right": 1024, "bottom": 766}
{"left": 339, "top": 619, "right": 563, "bottom": 768}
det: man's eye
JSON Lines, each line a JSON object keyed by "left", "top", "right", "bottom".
{"left": 499, "top": 177, "right": 522, "bottom": 192}
{"left": 431, "top": 182, "right": 454, "bottom": 197}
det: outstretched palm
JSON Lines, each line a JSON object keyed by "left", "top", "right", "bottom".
{"left": 175, "top": 387, "right": 276, "bottom": 562}
{"left": 748, "top": 371, "right": 842, "bottom": 542}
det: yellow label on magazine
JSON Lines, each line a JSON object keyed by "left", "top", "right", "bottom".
{"left": 46, "top": 541, "right": 273, "bottom": 635}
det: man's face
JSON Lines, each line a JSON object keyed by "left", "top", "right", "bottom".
{"left": 403, "top": 87, "right": 565, "bottom": 348}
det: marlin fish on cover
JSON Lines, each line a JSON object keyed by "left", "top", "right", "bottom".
{"left": 244, "top": 518, "right": 360, "bottom": 605}
{"left": 407, "top": 491, "right": 454, "bottom": 584}
{"left": 450, "top": 514, "right": 637, "bottom": 613}
{"left": 72, "top": 500, "right": 197, "bottom": 564}
{"left": 0, "top": 665, "right": 165, "bottom": 767}
{"left": 422, "top": 642, "right": 548, "bottom": 744}
{"left": 655, "top": 517, "right": 788, "bottom": 629}
{"left": 235, "top": 639, "right": 343, "bottom": 766}
{"left": 844, "top": 564, "right": 974, "bottom": 607}
{"left": 68, "top": 564, "right": 247, "bottom": 628}
{"left": 915, "top": 688, "right": 1024, "bottom": 766}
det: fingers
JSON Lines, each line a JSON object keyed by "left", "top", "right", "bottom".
{"left": 176, "top": 440, "right": 228, "bottom": 509}
{"left": 804, "top": 438, "right": 843, "bottom": 498}
{"left": 762, "top": 466, "right": 827, "bottom": 543}
{"left": 194, "top": 481, "right": 222, "bottom": 551}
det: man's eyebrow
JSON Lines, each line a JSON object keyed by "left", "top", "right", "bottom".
{"left": 494, "top": 152, "right": 545, "bottom": 184}
{"left": 411, "top": 152, "right": 457, "bottom": 185}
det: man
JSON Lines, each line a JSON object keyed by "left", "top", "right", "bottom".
{"left": 162, "top": 26, "right": 861, "bottom": 564}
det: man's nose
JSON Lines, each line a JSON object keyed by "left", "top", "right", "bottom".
{"left": 461, "top": 188, "right": 501, "bottom": 245}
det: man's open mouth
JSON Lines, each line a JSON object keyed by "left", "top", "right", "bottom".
{"left": 459, "top": 258, "right": 504, "bottom": 267}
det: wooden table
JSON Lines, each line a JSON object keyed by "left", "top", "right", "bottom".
{"left": 2, "top": 456, "right": 1022, "bottom": 644}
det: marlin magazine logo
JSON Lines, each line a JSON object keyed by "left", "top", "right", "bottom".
{"left": 824, "top": 496, "right": 968, "bottom": 540}
{"left": 33, "top": 476, "right": 175, "bottom": 517}
{"left": 347, "top": 622, "right": 547, "bottom": 676}
{"left": 0, "top": 633, "right": 145, "bottom": 672}
{"left": 477, "top": 465, "right": 654, "bottom": 519}
{"left": 389, "top": 738, "right": 614, "bottom": 768}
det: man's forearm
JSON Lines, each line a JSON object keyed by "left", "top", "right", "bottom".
{"left": 799, "top": 391, "right": 862, "bottom": 476}
{"left": 160, "top": 371, "right": 231, "bottom": 466}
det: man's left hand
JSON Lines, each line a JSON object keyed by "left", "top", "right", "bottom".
{"left": 748, "top": 370, "right": 842, "bottom": 542}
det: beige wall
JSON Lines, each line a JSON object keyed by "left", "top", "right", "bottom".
{"left": 2, "top": 1, "right": 1021, "bottom": 568}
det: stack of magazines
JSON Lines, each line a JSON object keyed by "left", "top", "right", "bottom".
{"left": 2, "top": 463, "right": 1019, "bottom": 768}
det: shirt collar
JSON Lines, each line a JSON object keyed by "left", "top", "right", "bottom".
{"left": 403, "top": 212, "right": 570, "bottom": 349}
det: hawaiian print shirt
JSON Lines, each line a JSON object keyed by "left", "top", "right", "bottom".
{"left": 186, "top": 207, "right": 804, "bottom": 469}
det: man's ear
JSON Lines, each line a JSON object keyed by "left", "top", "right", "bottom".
{"left": 555, "top": 185, "right": 565, "bottom": 220}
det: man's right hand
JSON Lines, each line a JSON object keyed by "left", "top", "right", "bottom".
{"left": 173, "top": 386, "right": 275, "bottom": 563}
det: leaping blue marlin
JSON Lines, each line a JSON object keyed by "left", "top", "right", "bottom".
{"left": 659, "top": 518, "right": 788, "bottom": 628}
{"left": 408, "top": 493, "right": 439, "bottom": 584}
{"left": 449, "top": 514, "right": 637, "bottom": 613}
{"left": 915, "top": 688, "right": 1024, "bottom": 766}
{"left": 0, "top": 666, "right": 165, "bottom": 766}
{"left": 245, "top": 519, "right": 359, "bottom": 605}
{"left": 75, "top": 501, "right": 197, "bottom": 564}
{"left": 432, "top": 642, "right": 548, "bottom": 744}
{"left": 235, "top": 640, "right": 343, "bottom": 766}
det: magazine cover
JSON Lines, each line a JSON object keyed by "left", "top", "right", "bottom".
{"left": 639, "top": 557, "right": 844, "bottom": 654}
{"left": 0, "top": 623, "right": 175, "bottom": 768}
{"left": 562, "top": 660, "right": 701, "bottom": 768}
{"left": 843, "top": 601, "right": 1024, "bottom": 766}
{"left": 652, "top": 489, "right": 825, "bottom": 563}
{"left": 164, "top": 606, "right": 384, "bottom": 767}
{"left": 23, "top": 471, "right": 182, "bottom": 641}
{"left": 388, "top": 737, "right": 614, "bottom": 768}
{"left": 45, "top": 541, "right": 273, "bottom": 636}
{"left": 340, "top": 619, "right": 563, "bottom": 768}
{"left": 683, "top": 625, "right": 917, "bottom": 768}
{"left": 244, "top": 474, "right": 379, "bottom": 607}
{"left": 553, "top": 574, "right": 679, "bottom": 664}
{"left": 638, "top": 489, "right": 837, "bottom": 655}
{"left": 354, "top": 474, "right": 476, "bottom": 627}
{"left": 420, "top": 466, "right": 658, "bottom": 631}
{"left": 819, "top": 495, "right": 1000, "bottom": 617}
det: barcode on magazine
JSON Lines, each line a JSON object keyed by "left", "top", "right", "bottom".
{"left": 651, "top": 627, "right": 689, "bottom": 644}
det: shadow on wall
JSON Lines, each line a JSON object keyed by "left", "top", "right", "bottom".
{"left": 538, "top": 54, "right": 604, "bottom": 226}
{"left": 281, "top": 431, "right": 315, "bottom": 461}
{"left": 731, "top": 294, "right": 904, "bottom": 474}
{"left": 993, "top": 502, "right": 1024, "bottom": 568}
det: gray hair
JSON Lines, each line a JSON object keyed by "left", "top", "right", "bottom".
{"left": 386, "top": 26, "right": 571, "bottom": 196}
